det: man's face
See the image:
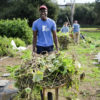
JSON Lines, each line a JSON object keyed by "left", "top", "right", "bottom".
{"left": 40, "top": 9, "right": 48, "bottom": 20}
{"left": 74, "top": 21, "right": 78, "bottom": 23}
{"left": 64, "top": 22, "right": 68, "bottom": 26}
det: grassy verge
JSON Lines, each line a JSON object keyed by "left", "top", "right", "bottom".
{"left": 59, "top": 31, "right": 100, "bottom": 100}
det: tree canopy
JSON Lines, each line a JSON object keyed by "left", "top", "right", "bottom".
{"left": 94, "top": 0, "right": 100, "bottom": 24}
{"left": 0, "top": 0, "right": 59, "bottom": 26}
{"left": 0, "top": 0, "right": 100, "bottom": 26}
{"left": 57, "top": 2, "right": 100, "bottom": 26}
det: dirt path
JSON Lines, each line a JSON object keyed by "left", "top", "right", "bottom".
{"left": 0, "top": 57, "right": 22, "bottom": 66}
{"left": 0, "top": 56, "right": 22, "bottom": 77}
{"left": 0, "top": 44, "right": 32, "bottom": 67}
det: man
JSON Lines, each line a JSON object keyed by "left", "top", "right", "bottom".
{"left": 32, "top": 5, "right": 59, "bottom": 55}
{"left": 32, "top": 5, "right": 59, "bottom": 100}
{"left": 60, "top": 22, "right": 69, "bottom": 33}
{"left": 72, "top": 20, "right": 80, "bottom": 44}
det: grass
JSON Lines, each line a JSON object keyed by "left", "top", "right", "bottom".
{"left": 20, "top": 49, "right": 32, "bottom": 61}
{"left": 58, "top": 30, "right": 100, "bottom": 100}
{"left": 81, "top": 25, "right": 100, "bottom": 28}
{"left": 87, "top": 67, "right": 100, "bottom": 79}
{"left": 12, "top": 30, "right": 100, "bottom": 100}
{"left": 59, "top": 86, "right": 78, "bottom": 99}
{"left": 82, "top": 32, "right": 100, "bottom": 40}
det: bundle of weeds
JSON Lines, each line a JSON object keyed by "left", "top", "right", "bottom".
{"left": 14, "top": 52, "right": 80, "bottom": 99}
{"left": 57, "top": 34, "right": 70, "bottom": 50}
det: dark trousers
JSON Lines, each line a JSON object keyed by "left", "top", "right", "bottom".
{"left": 36, "top": 45, "right": 53, "bottom": 54}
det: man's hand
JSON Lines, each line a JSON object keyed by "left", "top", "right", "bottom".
{"left": 56, "top": 47, "right": 59, "bottom": 52}
{"left": 32, "top": 51, "right": 36, "bottom": 57}
{"left": 54, "top": 48, "right": 59, "bottom": 54}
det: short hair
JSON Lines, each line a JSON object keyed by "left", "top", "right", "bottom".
{"left": 64, "top": 22, "right": 68, "bottom": 24}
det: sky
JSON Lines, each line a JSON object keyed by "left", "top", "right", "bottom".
{"left": 56, "top": 0, "right": 95, "bottom": 4}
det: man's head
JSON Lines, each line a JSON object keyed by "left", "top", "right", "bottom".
{"left": 39, "top": 5, "right": 48, "bottom": 20}
{"left": 64, "top": 22, "right": 68, "bottom": 26}
{"left": 74, "top": 20, "right": 78, "bottom": 23}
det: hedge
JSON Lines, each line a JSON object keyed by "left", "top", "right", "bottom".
{"left": 0, "top": 18, "right": 32, "bottom": 44}
{"left": 0, "top": 36, "right": 26, "bottom": 57}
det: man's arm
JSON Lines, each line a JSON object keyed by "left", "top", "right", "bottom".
{"left": 71, "top": 27, "right": 73, "bottom": 33}
{"left": 60, "top": 27, "right": 63, "bottom": 32}
{"left": 33, "top": 31, "right": 37, "bottom": 53}
{"left": 52, "top": 30, "right": 59, "bottom": 51}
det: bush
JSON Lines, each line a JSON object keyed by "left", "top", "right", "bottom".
{"left": 0, "top": 36, "right": 26, "bottom": 57}
{"left": 57, "top": 33, "right": 70, "bottom": 50}
{"left": 14, "top": 38, "right": 26, "bottom": 47}
{"left": 8, "top": 37, "right": 26, "bottom": 47}
{"left": 21, "top": 49, "right": 32, "bottom": 61}
{"left": 0, "top": 36, "right": 16, "bottom": 57}
{"left": 0, "top": 18, "right": 32, "bottom": 44}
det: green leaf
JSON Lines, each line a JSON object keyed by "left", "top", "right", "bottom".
{"left": 25, "top": 87, "right": 31, "bottom": 94}
{"left": 33, "top": 71, "right": 43, "bottom": 82}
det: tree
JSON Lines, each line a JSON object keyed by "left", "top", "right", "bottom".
{"left": 74, "top": 3, "right": 96, "bottom": 25}
{"left": 94, "top": 0, "right": 100, "bottom": 24}
{"left": 0, "top": 0, "right": 59, "bottom": 26}
{"left": 57, "top": 7, "right": 71, "bottom": 27}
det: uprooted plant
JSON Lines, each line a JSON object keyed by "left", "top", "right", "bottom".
{"left": 13, "top": 52, "right": 82, "bottom": 100}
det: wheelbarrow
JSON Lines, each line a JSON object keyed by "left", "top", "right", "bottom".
{"left": 40, "top": 83, "right": 66, "bottom": 100}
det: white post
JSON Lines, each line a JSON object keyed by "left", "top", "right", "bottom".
{"left": 70, "top": 0, "right": 75, "bottom": 26}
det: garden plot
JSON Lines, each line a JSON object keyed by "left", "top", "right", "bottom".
{"left": 0, "top": 30, "right": 100, "bottom": 100}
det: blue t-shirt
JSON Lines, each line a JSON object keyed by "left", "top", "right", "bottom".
{"left": 61, "top": 26, "right": 69, "bottom": 33}
{"left": 32, "top": 18, "right": 56, "bottom": 47}
{"left": 73, "top": 23, "right": 80, "bottom": 33}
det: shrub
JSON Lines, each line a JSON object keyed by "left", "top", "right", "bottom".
{"left": 0, "top": 18, "right": 32, "bottom": 44}
{"left": 8, "top": 37, "right": 26, "bottom": 47}
{"left": 21, "top": 49, "right": 32, "bottom": 61}
{"left": 0, "top": 36, "right": 16, "bottom": 57}
{"left": 14, "top": 38, "right": 26, "bottom": 47}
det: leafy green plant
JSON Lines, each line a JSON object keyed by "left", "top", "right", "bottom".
{"left": 0, "top": 18, "right": 32, "bottom": 44}
{"left": 6, "top": 65, "right": 20, "bottom": 78}
{"left": 14, "top": 38, "right": 26, "bottom": 47}
{"left": 25, "top": 87, "right": 31, "bottom": 94}
{"left": 33, "top": 71, "right": 43, "bottom": 82}
{"left": 13, "top": 52, "right": 81, "bottom": 99}
{"left": 57, "top": 33, "right": 70, "bottom": 50}
{"left": 0, "top": 36, "right": 16, "bottom": 57}
{"left": 20, "top": 49, "right": 32, "bottom": 61}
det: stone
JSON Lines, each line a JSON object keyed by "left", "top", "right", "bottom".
{"left": 2, "top": 73, "right": 10, "bottom": 77}
{"left": 0, "top": 81, "right": 18, "bottom": 100}
{"left": 0, "top": 80, "right": 9, "bottom": 87}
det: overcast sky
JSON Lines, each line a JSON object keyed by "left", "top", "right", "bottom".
{"left": 56, "top": 0, "right": 95, "bottom": 4}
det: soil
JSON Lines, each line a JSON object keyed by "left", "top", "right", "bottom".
{"left": 0, "top": 57, "right": 22, "bottom": 66}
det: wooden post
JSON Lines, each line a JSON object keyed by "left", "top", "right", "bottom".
{"left": 70, "top": 0, "right": 75, "bottom": 26}
{"left": 43, "top": 88, "right": 45, "bottom": 100}
{"left": 55, "top": 88, "right": 58, "bottom": 100}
